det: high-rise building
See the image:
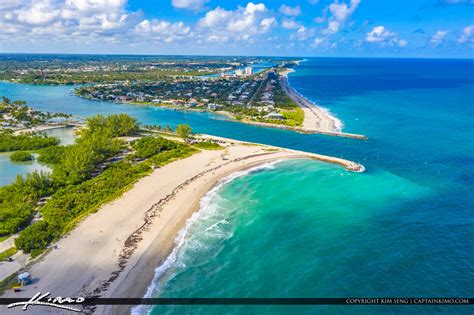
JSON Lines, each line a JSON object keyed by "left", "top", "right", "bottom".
{"left": 245, "top": 67, "right": 252, "bottom": 76}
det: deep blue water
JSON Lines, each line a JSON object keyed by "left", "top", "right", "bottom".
{"left": 0, "top": 57, "right": 473, "bottom": 313}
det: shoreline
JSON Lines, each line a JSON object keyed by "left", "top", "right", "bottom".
{"left": 106, "top": 155, "right": 304, "bottom": 315}
{"left": 3, "top": 76, "right": 367, "bottom": 140}
{"left": 280, "top": 70, "right": 368, "bottom": 140}
{"left": 1, "top": 138, "right": 363, "bottom": 315}
{"left": 281, "top": 68, "right": 341, "bottom": 131}
{"left": 78, "top": 96, "right": 369, "bottom": 140}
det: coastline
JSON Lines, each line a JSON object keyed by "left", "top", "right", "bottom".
{"left": 3, "top": 74, "right": 366, "bottom": 140}
{"left": 281, "top": 68, "right": 342, "bottom": 131}
{"left": 72, "top": 73, "right": 367, "bottom": 140}
{"left": 1, "top": 138, "right": 363, "bottom": 315}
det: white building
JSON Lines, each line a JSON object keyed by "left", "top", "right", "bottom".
{"left": 207, "top": 103, "right": 223, "bottom": 110}
{"left": 265, "top": 112, "right": 284, "bottom": 120}
{"left": 245, "top": 67, "right": 253, "bottom": 76}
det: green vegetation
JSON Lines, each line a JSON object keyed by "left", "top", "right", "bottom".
{"left": 9, "top": 151, "right": 34, "bottom": 162}
{"left": 280, "top": 108, "right": 304, "bottom": 127}
{"left": 37, "top": 145, "right": 67, "bottom": 165}
{"left": 0, "top": 171, "right": 53, "bottom": 236}
{"left": 0, "top": 272, "right": 20, "bottom": 295}
{"left": 15, "top": 221, "right": 53, "bottom": 258}
{"left": 84, "top": 113, "right": 139, "bottom": 137}
{"left": 273, "top": 81, "right": 298, "bottom": 109}
{"left": 148, "top": 145, "right": 197, "bottom": 167}
{"left": 0, "top": 132, "right": 59, "bottom": 152}
{"left": 4, "top": 70, "right": 218, "bottom": 85}
{"left": 52, "top": 114, "right": 137, "bottom": 185}
{"left": 130, "top": 136, "right": 179, "bottom": 159}
{"left": 193, "top": 141, "right": 224, "bottom": 150}
{"left": 176, "top": 124, "right": 192, "bottom": 141}
{"left": 16, "top": 162, "right": 152, "bottom": 257}
{"left": 0, "top": 55, "right": 278, "bottom": 86}
{"left": 0, "top": 247, "right": 18, "bottom": 261}
{"left": 7, "top": 113, "right": 199, "bottom": 257}
{"left": 16, "top": 144, "right": 196, "bottom": 257}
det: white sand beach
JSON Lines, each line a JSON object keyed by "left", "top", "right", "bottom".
{"left": 1, "top": 139, "right": 363, "bottom": 314}
{"left": 281, "top": 70, "right": 343, "bottom": 133}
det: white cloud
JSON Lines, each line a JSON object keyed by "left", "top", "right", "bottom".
{"left": 431, "top": 30, "right": 448, "bottom": 43}
{"left": 365, "top": 26, "right": 395, "bottom": 42}
{"left": 198, "top": 2, "right": 275, "bottom": 42}
{"left": 2, "top": 0, "right": 137, "bottom": 40}
{"left": 135, "top": 19, "right": 191, "bottom": 43}
{"left": 322, "top": 0, "right": 360, "bottom": 34}
{"left": 324, "top": 21, "right": 340, "bottom": 34}
{"left": 171, "top": 0, "right": 208, "bottom": 11}
{"left": 0, "top": 0, "right": 202, "bottom": 48}
{"left": 245, "top": 2, "right": 266, "bottom": 14}
{"left": 365, "top": 25, "right": 407, "bottom": 47}
{"left": 313, "top": 37, "right": 325, "bottom": 46}
{"left": 458, "top": 25, "right": 474, "bottom": 43}
{"left": 329, "top": 0, "right": 360, "bottom": 21}
{"left": 279, "top": 4, "right": 301, "bottom": 16}
{"left": 261, "top": 17, "right": 277, "bottom": 31}
{"left": 290, "top": 25, "right": 314, "bottom": 41}
{"left": 17, "top": 1, "right": 60, "bottom": 26}
{"left": 281, "top": 19, "right": 300, "bottom": 29}
{"left": 199, "top": 7, "right": 231, "bottom": 27}
{"left": 397, "top": 39, "right": 408, "bottom": 47}
{"left": 207, "top": 34, "right": 229, "bottom": 42}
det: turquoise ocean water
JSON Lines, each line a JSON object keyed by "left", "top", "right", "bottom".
{"left": 0, "top": 58, "right": 473, "bottom": 313}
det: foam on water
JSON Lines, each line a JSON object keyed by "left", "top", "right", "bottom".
{"left": 132, "top": 160, "right": 283, "bottom": 315}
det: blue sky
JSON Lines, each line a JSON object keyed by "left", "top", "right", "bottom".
{"left": 1, "top": 0, "right": 473, "bottom": 57}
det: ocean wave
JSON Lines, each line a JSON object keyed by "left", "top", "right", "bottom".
{"left": 318, "top": 105, "right": 344, "bottom": 132}
{"left": 288, "top": 62, "right": 344, "bottom": 132}
{"left": 131, "top": 160, "right": 283, "bottom": 315}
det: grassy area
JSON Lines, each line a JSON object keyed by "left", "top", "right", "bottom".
{"left": 0, "top": 247, "right": 17, "bottom": 261}
{"left": 280, "top": 108, "right": 304, "bottom": 127}
{"left": 193, "top": 141, "right": 225, "bottom": 150}
{"left": 148, "top": 145, "right": 197, "bottom": 167}
{"left": 0, "top": 272, "right": 20, "bottom": 295}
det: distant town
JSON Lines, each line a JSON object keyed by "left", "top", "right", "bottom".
{"left": 75, "top": 64, "right": 304, "bottom": 127}
{"left": 0, "top": 55, "right": 305, "bottom": 129}
{"left": 0, "top": 98, "right": 71, "bottom": 131}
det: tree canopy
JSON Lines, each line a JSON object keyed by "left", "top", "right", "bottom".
{"left": 176, "top": 124, "right": 192, "bottom": 141}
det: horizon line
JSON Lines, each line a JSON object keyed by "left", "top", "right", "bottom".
{"left": 0, "top": 52, "right": 473, "bottom": 60}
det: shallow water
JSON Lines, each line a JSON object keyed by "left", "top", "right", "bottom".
{"left": 0, "top": 127, "right": 75, "bottom": 186}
